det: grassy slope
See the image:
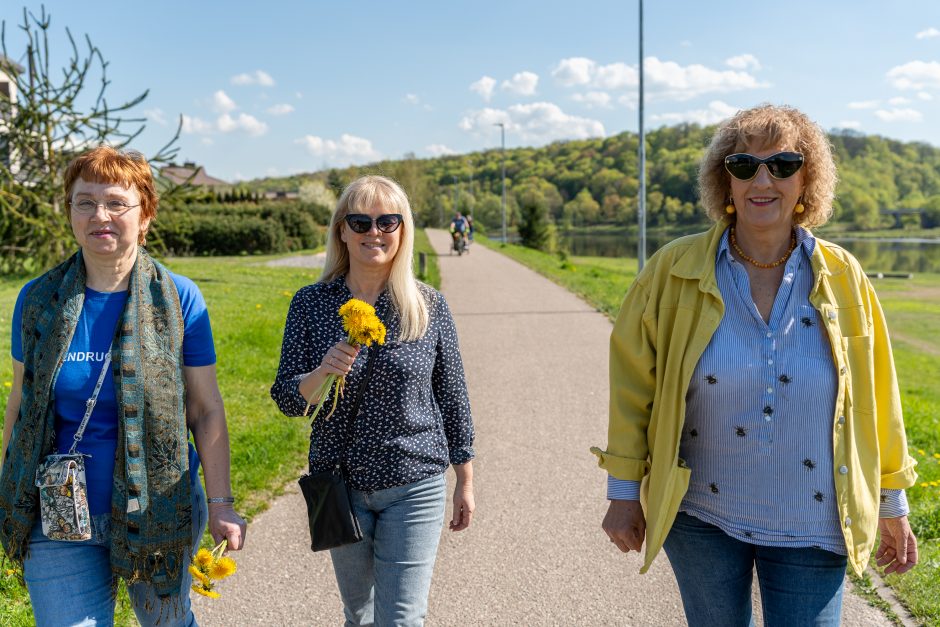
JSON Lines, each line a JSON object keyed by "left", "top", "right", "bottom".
{"left": 0, "top": 234, "right": 440, "bottom": 626}
{"left": 479, "top": 235, "right": 940, "bottom": 625}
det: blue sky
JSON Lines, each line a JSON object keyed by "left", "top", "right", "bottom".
{"left": 3, "top": 1, "right": 939, "bottom": 181}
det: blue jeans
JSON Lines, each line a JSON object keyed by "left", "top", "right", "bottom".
{"left": 663, "top": 512, "right": 848, "bottom": 627}
{"left": 24, "top": 480, "right": 208, "bottom": 627}
{"left": 330, "top": 473, "right": 447, "bottom": 627}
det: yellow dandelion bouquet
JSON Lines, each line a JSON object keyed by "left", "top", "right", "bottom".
{"left": 190, "top": 539, "right": 237, "bottom": 599}
{"left": 305, "top": 298, "right": 386, "bottom": 422}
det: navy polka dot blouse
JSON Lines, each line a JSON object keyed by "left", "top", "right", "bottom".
{"left": 270, "top": 276, "right": 475, "bottom": 492}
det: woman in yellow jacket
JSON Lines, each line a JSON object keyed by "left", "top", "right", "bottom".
{"left": 593, "top": 104, "right": 918, "bottom": 626}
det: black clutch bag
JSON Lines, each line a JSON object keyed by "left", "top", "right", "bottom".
{"left": 299, "top": 347, "right": 376, "bottom": 552}
{"left": 298, "top": 467, "right": 362, "bottom": 551}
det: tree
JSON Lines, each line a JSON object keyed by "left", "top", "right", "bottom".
{"left": 0, "top": 6, "right": 185, "bottom": 274}
{"left": 517, "top": 194, "right": 555, "bottom": 252}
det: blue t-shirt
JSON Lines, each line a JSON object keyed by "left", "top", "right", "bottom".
{"left": 11, "top": 273, "right": 216, "bottom": 515}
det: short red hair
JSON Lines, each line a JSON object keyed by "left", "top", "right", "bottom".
{"left": 63, "top": 146, "right": 158, "bottom": 245}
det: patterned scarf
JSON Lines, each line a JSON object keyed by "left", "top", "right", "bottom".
{"left": 0, "top": 248, "right": 192, "bottom": 598}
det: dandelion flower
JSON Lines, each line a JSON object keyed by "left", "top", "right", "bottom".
{"left": 921, "top": 482, "right": 929, "bottom": 488}
{"left": 192, "top": 584, "right": 221, "bottom": 599}
{"left": 918, "top": 449, "right": 926, "bottom": 456}
{"left": 189, "top": 565, "right": 210, "bottom": 586}
{"left": 306, "top": 298, "right": 387, "bottom": 421}
{"left": 934, "top": 453, "right": 940, "bottom": 459}
{"left": 194, "top": 548, "right": 214, "bottom": 570}
{"left": 210, "top": 557, "right": 237, "bottom": 580}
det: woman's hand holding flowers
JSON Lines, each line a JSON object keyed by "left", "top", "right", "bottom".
{"left": 320, "top": 341, "right": 360, "bottom": 377}
{"left": 208, "top": 504, "right": 247, "bottom": 552}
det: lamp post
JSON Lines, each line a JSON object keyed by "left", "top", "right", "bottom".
{"left": 637, "top": 0, "right": 647, "bottom": 270}
{"left": 495, "top": 122, "right": 507, "bottom": 243}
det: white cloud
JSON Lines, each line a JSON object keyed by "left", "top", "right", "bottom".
{"left": 404, "top": 93, "right": 420, "bottom": 105}
{"left": 847, "top": 100, "right": 880, "bottom": 109}
{"left": 645, "top": 57, "right": 767, "bottom": 100}
{"left": 650, "top": 100, "right": 739, "bottom": 125}
{"left": 266, "top": 103, "right": 295, "bottom": 115}
{"left": 425, "top": 144, "right": 456, "bottom": 157}
{"left": 217, "top": 113, "right": 268, "bottom": 136}
{"left": 887, "top": 61, "right": 940, "bottom": 90}
{"left": 470, "top": 76, "right": 497, "bottom": 102}
{"left": 837, "top": 120, "right": 862, "bottom": 130}
{"left": 571, "top": 91, "right": 612, "bottom": 109}
{"left": 874, "top": 108, "right": 923, "bottom": 122}
{"left": 145, "top": 108, "right": 167, "bottom": 125}
{"left": 230, "top": 70, "right": 275, "bottom": 87}
{"left": 888, "top": 96, "right": 911, "bottom": 105}
{"left": 725, "top": 54, "right": 761, "bottom": 71}
{"left": 295, "top": 133, "right": 382, "bottom": 166}
{"left": 915, "top": 27, "right": 940, "bottom": 39}
{"left": 182, "top": 115, "right": 213, "bottom": 135}
{"left": 212, "top": 90, "right": 237, "bottom": 114}
{"left": 501, "top": 71, "right": 539, "bottom": 96}
{"left": 552, "top": 56, "right": 766, "bottom": 100}
{"left": 918, "top": 91, "right": 934, "bottom": 100}
{"left": 552, "top": 57, "right": 595, "bottom": 87}
{"left": 459, "top": 102, "right": 604, "bottom": 144}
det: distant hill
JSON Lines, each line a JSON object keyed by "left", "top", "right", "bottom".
{"left": 249, "top": 124, "right": 940, "bottom": 231}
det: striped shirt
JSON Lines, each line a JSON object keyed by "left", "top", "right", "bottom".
{"left": 608, "top": 227, "right": 908, "bottom": 552}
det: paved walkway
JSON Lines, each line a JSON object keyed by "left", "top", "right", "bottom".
{"left": 193, "top": 230, "right": 893, "bottom": 626}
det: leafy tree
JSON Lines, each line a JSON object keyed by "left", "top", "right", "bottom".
{"left": 0, "top": 6, "right": 185, "bottom": 274}
{"left": 563, "top": 189, "right": 600, "bottom": 226}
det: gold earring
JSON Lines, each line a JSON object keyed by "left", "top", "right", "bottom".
{"left": 725, "top": 203, "right": 735, "bottom": 215}
{"left": 794, "top": 202, "right": 805, "bottom": 214}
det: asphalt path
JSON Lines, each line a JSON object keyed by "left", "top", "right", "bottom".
{"left": 193, "top": 229, "right": 893, "bottom": 626}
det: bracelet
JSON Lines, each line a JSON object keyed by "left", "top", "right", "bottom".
{"left": 206, "top": 496, "right": 235, "bottom": 504}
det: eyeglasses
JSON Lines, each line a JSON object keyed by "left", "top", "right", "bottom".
{"left": 70, "top": 199, "right": 141, "bottom": 216}
{"left": 344, "top": 213, "right": 403, "bottom": 234}
{"left": 724, "top": 152, "right": 804, "bottom": 181}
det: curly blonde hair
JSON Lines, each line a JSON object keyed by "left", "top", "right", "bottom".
{"left": 698, "top": 104, "right": 838, "bottom": 229}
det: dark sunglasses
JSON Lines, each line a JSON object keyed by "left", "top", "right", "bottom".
{"left": 724, "top": 151, "right": 804, "bottom": 181}
{"left": 344, "top": 213, "right": 403, "bottom": 234}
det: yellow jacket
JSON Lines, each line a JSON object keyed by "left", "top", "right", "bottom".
{"left": 591, "top": 220, "right": 917, "bottom": 576}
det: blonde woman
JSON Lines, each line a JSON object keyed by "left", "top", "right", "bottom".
{"left": 271, "top": 175, "right": 475, "bottom": 626}
{"left": 596, "top": 104, "right": 917, "bottom": 626}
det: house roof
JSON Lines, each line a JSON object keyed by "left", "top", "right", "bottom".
{"left": 160, "top": 163, "right": 229, "bottom": 187}
{"left": 0, "top": 55, "right": 24, "bottom": 75}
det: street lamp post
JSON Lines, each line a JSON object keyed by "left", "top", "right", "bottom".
{"left": 495, "top": 122, "right": 507, "bottom": 243}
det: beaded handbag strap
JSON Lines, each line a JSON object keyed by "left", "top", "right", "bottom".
{"left": 67, "top": 344, "right": 112, "bottom": 456}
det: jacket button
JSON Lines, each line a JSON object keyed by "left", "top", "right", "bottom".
{"left": 845, "top": 516, "right": 852, "bottom": 527}
{"left": 839, "top": 465, "right": 848, "bottom": 475}
{"left": 837, "top": 415, "right": 845, "bottom": 425}
{"left": 828, "top": 311, "right": 837, "bottom": 320}
{"left": 840, "top": 366, "right": 846, "bottom": 375}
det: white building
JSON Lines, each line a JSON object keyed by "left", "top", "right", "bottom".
{"left": 0, "top": 54, "right": 24, "bottom": 176}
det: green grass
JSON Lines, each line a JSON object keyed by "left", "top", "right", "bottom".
{"left": 414, "top": 227, "right": 441, "bottom": 288}
{"left": 0, "top": 236, "right": 439, "bottom": 625}
{"left": 482, "top": 236, "right": 940, "bottom": 625}
{"left": 477, "top": 235, "right": 637, "bottom": 318}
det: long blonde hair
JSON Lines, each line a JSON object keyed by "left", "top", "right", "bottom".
{"left": 320, "top": 175, "right": 429, "bottom": 341}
